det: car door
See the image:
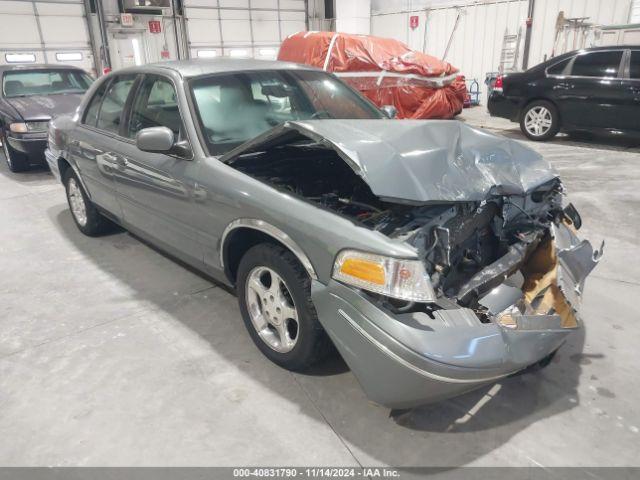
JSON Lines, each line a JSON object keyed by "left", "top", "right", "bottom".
{"left": 619, "top": 49, "right": 640, "bottom": 132}
{"left": 557, "top": 49, "right": 627, "bottom": 130}
{"left": 70, "top": 74, "right": 138, "bottom": 219}
{"left": 111, "top": 73, "right": 204, "bottom": 266}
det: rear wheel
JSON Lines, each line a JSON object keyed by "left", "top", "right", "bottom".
{"left": 1, "top": 129, "right": 29, "bottom": 172}
{"left": 237, "top": 243, "right": 332, "bottom": 371}
{"left": 520, "top": 100, "right": 560, "bottom": 141}
{"left": 63, "top": 168, "right": 112, "bottom": 236}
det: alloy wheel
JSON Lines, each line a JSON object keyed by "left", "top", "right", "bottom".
{"left": 67, "top": 178, "right": 88, "bottom": 226}
{"left": 524, "top": 106, "right": 553, "bottom": 137}
{"left": 245, "top": 266, "right": 299, "bottom": 353}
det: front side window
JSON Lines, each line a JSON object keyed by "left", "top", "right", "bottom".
{"left": 95, "top": 75, "right": 137, "bottom": 135}
{"left": 570, "top": 51, "right": 623, "bottom": 78}
{"left": 190, "top": 70, "right": 383, "bottom": 155}
{"left": 127, "top": 75, "right": 183, "bottom": 139}
{"left": 2, "top": 69, "right": 93, "bottom": 97}
{"left": 630, "top": 51, "right": 640, "bottom": 79}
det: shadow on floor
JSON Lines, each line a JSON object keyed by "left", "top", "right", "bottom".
{"left": 48, "top": 205, "right": 591, "bottom": 466}
{"left": 483, "top": 127, "right": 640, "bottom": 153}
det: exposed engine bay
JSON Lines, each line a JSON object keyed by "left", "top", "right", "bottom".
{"left": 230, "top": 141, "right": 595, "bottom": 326}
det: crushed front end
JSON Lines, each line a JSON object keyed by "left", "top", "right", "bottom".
{"left": 224, "top": 119, "right": 602, "bottom": 408}
{"left": 312, "top": 181, "right": 602, "bottom": 408}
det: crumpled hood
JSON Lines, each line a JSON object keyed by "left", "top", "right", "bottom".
{"left": 224, "top": 119, "right": 558, "bottom": 203}
{"left": 6, "top": 93, "right": 83, "bottom": 121}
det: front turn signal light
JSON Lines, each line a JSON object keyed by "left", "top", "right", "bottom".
{"left": 9, "top": 122, "right": 28, "bottom": 133}
{"left": 332, "top": 250, "right": 436, "bottom": 302}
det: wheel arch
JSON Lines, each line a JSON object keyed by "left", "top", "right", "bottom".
{"left": 520, "top": 97, "right": 562, "bottom": 125}
{"left": 220, "top": 219, "right": 318, "bottom": 286}
{"left": 57, "top": 156, "right": 92, "bottom": 199}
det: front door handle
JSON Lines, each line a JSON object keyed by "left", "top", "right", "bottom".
{"left": 116, "top": 157, "right": 128, "bottom": 168}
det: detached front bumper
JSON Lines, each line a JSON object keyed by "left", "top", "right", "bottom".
{"left": 312, "top": 222, "right": 601, "bottom": 409}
{"left": 7, "top": 132, "right": 47, "bottom": 163}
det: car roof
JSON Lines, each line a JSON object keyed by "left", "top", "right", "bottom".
{"left": 0, "top": 63, "right": 86, "bottom": 73}
{"left": 115, "top": 58, "right": 320, "bottom": 78}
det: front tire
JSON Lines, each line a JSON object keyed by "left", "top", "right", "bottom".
{"left": 63, "top": 168, "right": 112, "bottom": 236}
{"left": 237, "top": 243, "right": 332, "bottom": 371}
{"left": 1, "top": 129, "right": 29, "bottom": 172}
{"left": 520, "top": 100, "right": 560, "bottom": 141}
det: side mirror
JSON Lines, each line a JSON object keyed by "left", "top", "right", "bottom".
{"left": 381, "top": 105, "right": 398, "bottom": 119}
{"left": 136, "top": 126, "right": 192, "bottom": 159}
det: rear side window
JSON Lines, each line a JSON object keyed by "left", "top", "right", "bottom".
{"left": 96, "top": 75, "right": 136, "bottom": 135}
{"left": 570, "top": 51, "right": 623, "bottom": 78}
{"left": 83, "top": 81, "right": 109, "bottom": 126}
{"left": 547, "top": 58, "right": 571, "bottom": 75}
{"left": 630, "top": 51, "right": 640, "bottom": 79}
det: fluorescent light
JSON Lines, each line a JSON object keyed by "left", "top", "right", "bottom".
{"left": 5, "top": 53, "right": 36, "bottom": 63}
{"left": 56, "top": 52, "right": 83, "bottom": 62}
{"left": 197, "top": 50, "right": 217, "bottom": 58}
{"left": 229, "top": 49, "right": 248, "bottom": 58}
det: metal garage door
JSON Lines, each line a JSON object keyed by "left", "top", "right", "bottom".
{"left": 184, "top": 0, "right": 307, "bottom": 60}
{"left": 0, "top": 0, "right": 94, "bottom": 73}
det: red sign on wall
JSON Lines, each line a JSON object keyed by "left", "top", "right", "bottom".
{"left": 409, "top": 15, "right": 419, "bottom": 29}
{"left": 148, "top": 20, "right": 162, "bottom": 34}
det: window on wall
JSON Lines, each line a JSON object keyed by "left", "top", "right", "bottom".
{"left": 95, "top": 75, "right": 137, "bottom": 134}
{"left": 127, "top": 75, "right": 183, "bottom": 139}
{"left": 56, "top": 52, "right": 83, "bottom": 62}
{"left": 5, "top": 53, "right": 36, "bottom": 63}
{"left": 570, "top": 51, "right": 623, "bottom": 78}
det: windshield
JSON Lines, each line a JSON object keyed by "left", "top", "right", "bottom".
{"left": 2, "top": 69, "right": 93, "bottom": 98}
{"left": 190, "top": 69, "right": 384, "bottom": 155}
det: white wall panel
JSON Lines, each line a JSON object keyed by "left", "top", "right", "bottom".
{"left": 0, "top": 0, "right": 94, "bottom": 72}
{"left": 371, "top": 0, "right": 634, "bottom": 87}
{"left": 528, "top": 0, "right": 633, "bottom": 66}
{"left": 184, "top": 0, "right": 306, "bottom": 58}
{"left": 372, "top": 0, "right": 528, "bottom": 82}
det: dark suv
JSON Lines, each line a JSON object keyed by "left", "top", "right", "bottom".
{"left": 488, "top": 46, "right": 640, "bottom": 141}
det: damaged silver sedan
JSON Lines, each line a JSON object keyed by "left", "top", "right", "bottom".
{"left": 46, "top": 59, "right": 602, "bottom": 408}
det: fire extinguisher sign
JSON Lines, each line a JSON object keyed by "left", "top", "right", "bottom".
{"left": 410, "top": 15, "right": 419, "bottom": 29}
{"left": 148, "top": 20, "right": 162, "bottom": 34}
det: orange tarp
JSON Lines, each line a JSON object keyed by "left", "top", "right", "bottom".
{"left": 277, "top": 31, "right": 467, "bottom": 119}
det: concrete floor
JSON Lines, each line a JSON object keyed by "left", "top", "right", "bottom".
{"left": 1, "top": 108, "right": 639, "bottom": 467}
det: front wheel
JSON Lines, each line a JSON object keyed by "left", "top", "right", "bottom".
{"left": 63, "top": 168, "right": 113, "bottom": 236}
{"left": 520, "top": 100, "right": 560, "bottom": 141}
{"left": 1, "top": 129, "right": 29, "bottom": 172}
{"left": 236, "top": 243, "right": 333, "bottom": 371}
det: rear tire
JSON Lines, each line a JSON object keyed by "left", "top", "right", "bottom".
{"left": 519, "top": 100, "right": 560, "bottom": 141}
{"left": 63, "top": 168, "right": 112, "bottom": 236}
{"left": 1, "top": 129, "right": 29, "bottom": 172}
{"left": 237, "top": 243, "right": 332, "bottom": 371}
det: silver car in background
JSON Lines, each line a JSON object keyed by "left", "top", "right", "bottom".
{"left": 46, "top": 59, "right": 601, "bottom": 409}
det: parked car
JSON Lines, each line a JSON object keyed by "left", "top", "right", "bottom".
{"left": 0, "top": 64, "right": 93, "bottom": 172}
{"left": 488, "top": 46, "right": 640, "bottom": 141}
{"left": 46, "top": 59, "right": 600, "bottom": 408}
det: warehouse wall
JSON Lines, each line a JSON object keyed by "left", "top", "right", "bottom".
{"left": 0, "top": 0, "right": 95, "bottom": 73}
{"left": 371, "top": 0, "right": 635, "bottom": 86}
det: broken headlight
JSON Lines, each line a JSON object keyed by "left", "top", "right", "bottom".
{"left": 332, "top": 250, "right": 436, "bottom": 302}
